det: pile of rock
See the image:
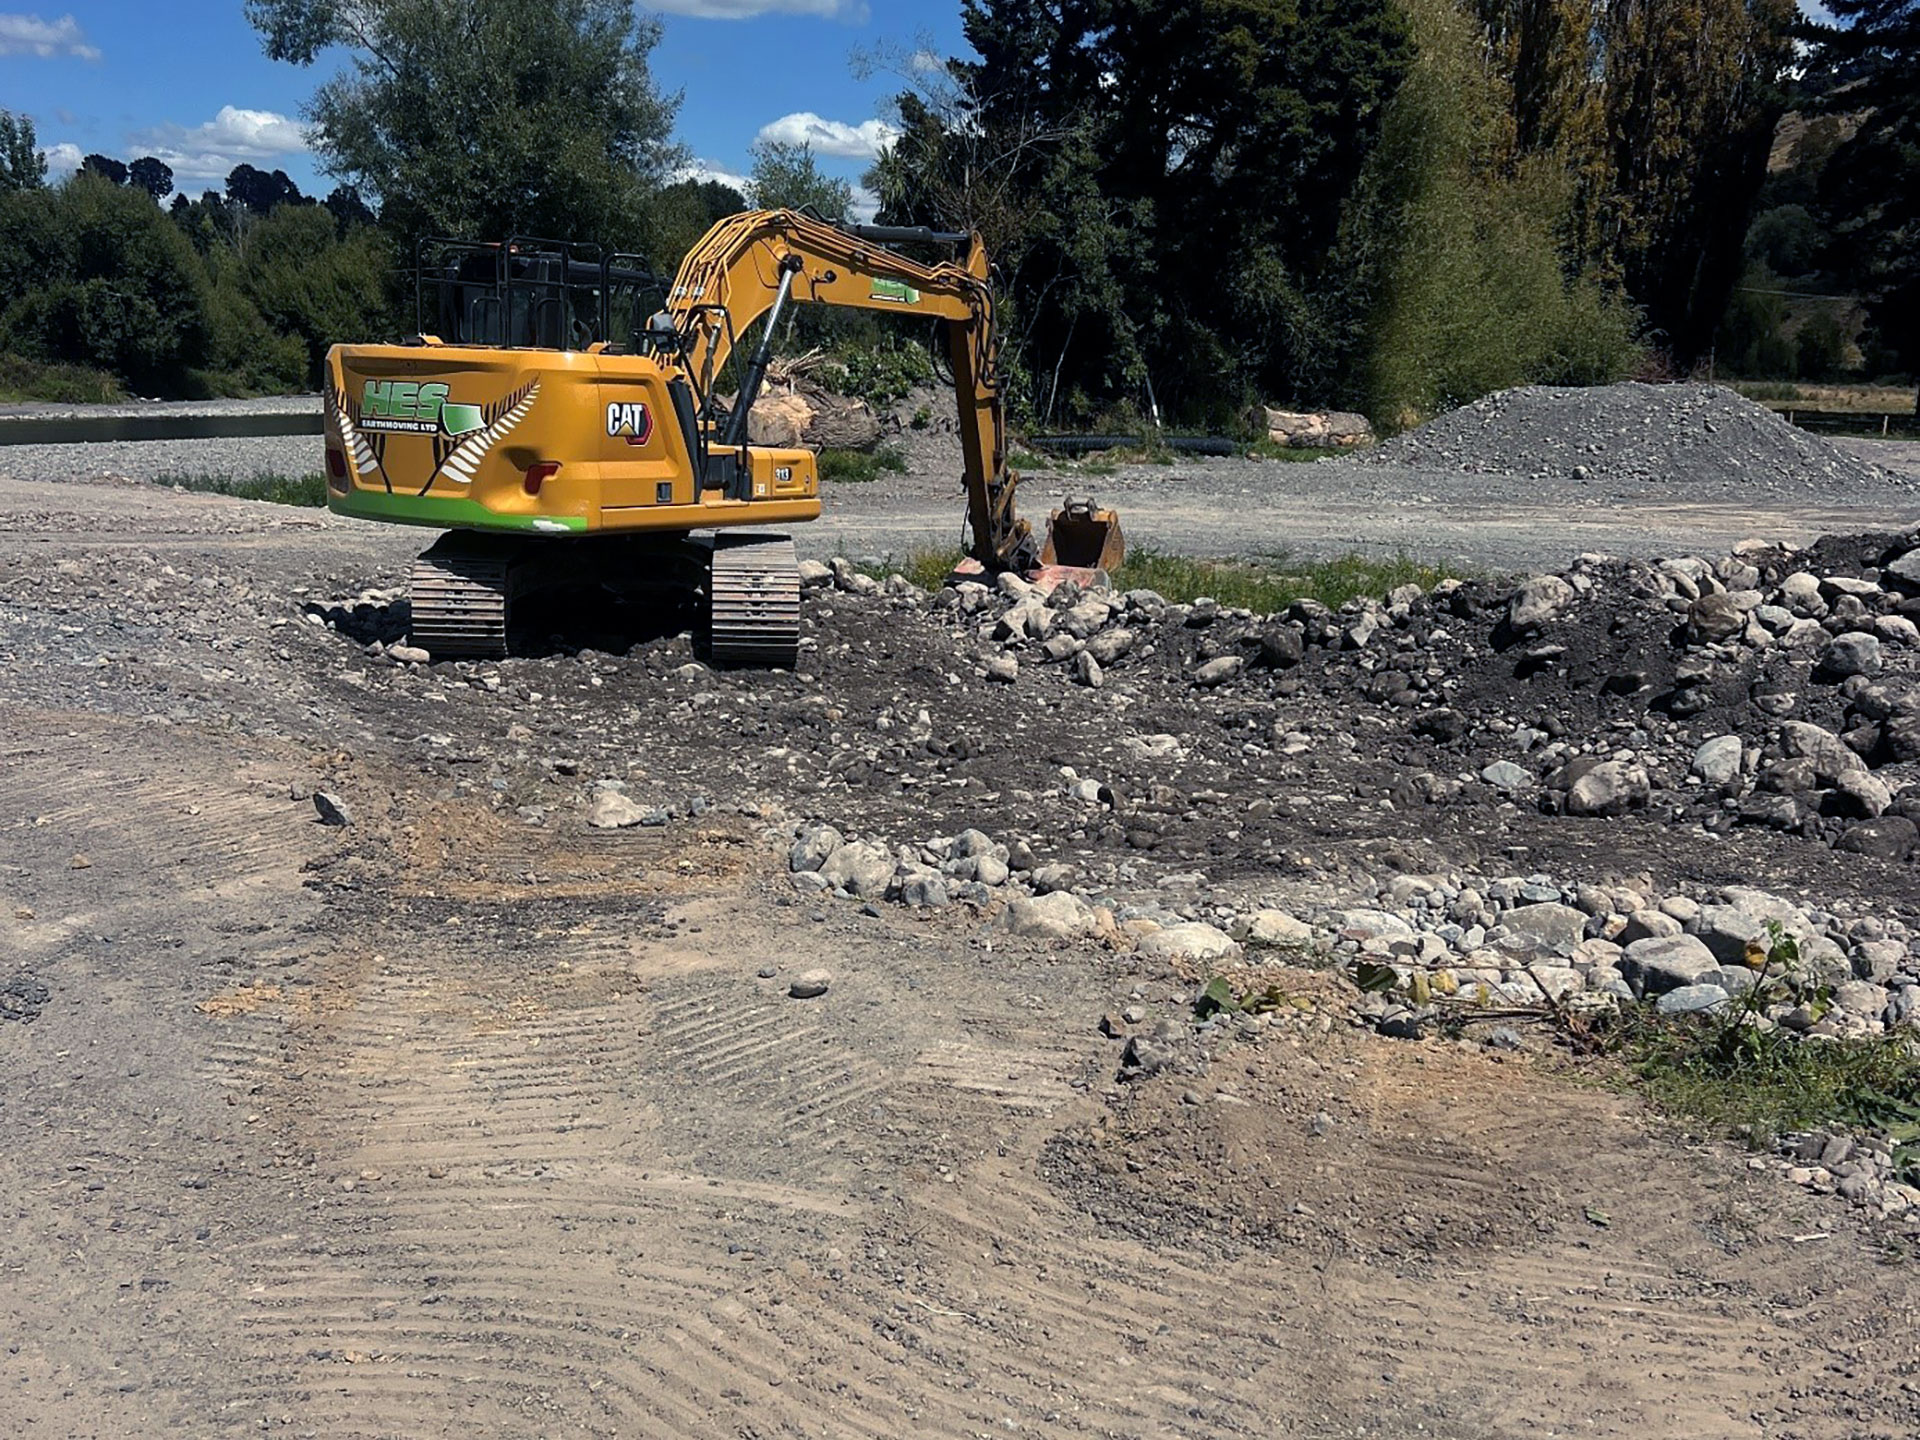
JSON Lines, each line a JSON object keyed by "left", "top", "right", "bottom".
{"left": 1775, "top": 1129, "right": 1920, "bottom": 1219}
{"left": 1352, "top": 381, "right": 1897, "bottom": 496}
{"left": 900, "top": 527, "right": 1920, "bottom": 867}
{"left": 1316, "top": 876, "right": 1920, "bottom": 1040}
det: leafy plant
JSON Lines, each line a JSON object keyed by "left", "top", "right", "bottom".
{"left": 1609, "top": 922, "right": 1920, "bottom": 1159}
{"left": 153, "top": 471, "right": 329, "bottom": 507}
{"left": 817, "top": 444, "right": 909, "bottom": 484}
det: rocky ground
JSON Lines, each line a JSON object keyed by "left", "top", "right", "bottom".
{"left": 5, "top": 390, "right": 1920, "bottom": 1437}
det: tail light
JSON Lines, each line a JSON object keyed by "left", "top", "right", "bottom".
{"left": 325, "top": 447, "right": 348, "bottom": 491}
{"left": 524, "top": 461, "right": 561, "bottom": 496}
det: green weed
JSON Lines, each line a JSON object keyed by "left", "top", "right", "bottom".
{"left": 1245, "top": 438, "right": 1344, "bottom": 462}
{"left": 153, "top": 471, "right": 330, "bottom": 507}
{"left": 1607, "top": 923, "right": 1920, "bottom": 1172}
{"left": 817, "top": 444, "right": 909, "bottom": 484}
{"left": 1109, "top": 547, "right": 1465, "bottom": 612}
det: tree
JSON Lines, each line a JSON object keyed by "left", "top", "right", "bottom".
{"left": 81, "top": 153, "right": 128, "bottom": 186}
{"left": 0, "top": 174, "right": 212, "bottom": 386}
{"left": 1803, "top": 0, "right": 1920, "bottom": 408}
{"left": 223, "top": 201, "right": 394, "bottom": 381}
{"left": 874, "top": 0, "right": 1414, "bottom": 423}
{"left": 1589, "top": 0, "right": 1800, "bottom": 366}
{"left": 128, "top": 156, "right": 174, "bottom": 202}
{"left": 1343, "top": 0, "right": 1637, "bottom": 426}
{"left": 323, "top": 184, "right": 377, "bottom": 231}
{"left": 226, "top": 163, "right": 305, "bottom": 215}
{"left": 655, "top": 175, "right": 746, "bottom": 271}
{"left": 0, "top": 110, "right": 46, "bottom": 193}
{"left": 245, "top": 0, "right": 685, "bottom": 249}
{"left": 746, "top": 141, "right": 852, "bottom": 218}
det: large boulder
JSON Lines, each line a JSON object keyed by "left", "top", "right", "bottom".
{"left": 1620, "top": 934, "right": 1722, "bottom": 996}
{"left": 1566, "top": 761, "right": 1651, "bottom": 817}
{"left": 1002, "top": 892, "right": 1097, "bottom": 942}
{"left": 1255, "top": 406, "right": 1375, "bottom": 450}
{"left": 818, "top": 841, "right": 893, "bottom": 898}
{"left": 1138, "top": 923, "right": 1241, "bottom": 963}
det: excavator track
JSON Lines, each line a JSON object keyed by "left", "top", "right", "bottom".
{"left": 709, "top": 533, "right": 800, "bottom": 668}
{"left": 409, "top": 538, "right": 514, "bottom": 659}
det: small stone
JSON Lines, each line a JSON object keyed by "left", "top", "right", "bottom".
{"left": 788, "top": 969, "right": 832, "bottom": 1000}
{"left": 819, "top": 841, "right": 892, "bottom": 899}
{"left": 1003, "top": 892, "right": 1097, "bottom": 941}
{"left": 387, "top": 643, "right": 431, "bottom": 665}
{"left": 1690, "top": 736, "right": 1743, "bottom": 786}
{"left": 1137, "top": 922, "right": 1241, "bottom": 962}
{"left": 1565, "top": 761, "right": 1650, "bottom": 817}
{"left": 1192, "top": 656, "right": 1245, "bottom": 688}
{"left": 1509, "top": 574, "right": 1575, "bottom": 630}
{"left": 1480, "top": 760, "right": 1530, "bottom": 790}
{"left": 313, "top": 792, "right": 353, "bottom": 827}
{"left": 586, "top": 790, "right": 646, "bottom": 829}
{"left": 1073, "top": 650, "right": 1104, "bottom": 688}
{"left": 899, "top": 874, "right": 951, "bottom": 909}
{"left": 985, "top": 655, "right": 1019, "bottom": 683}
{"left": 757, "top": 965, "right": 778, "bottom": 979}
{"left": 788, "top": 823, "right": 843, "bottom": 872}
{"left": 1655, "top": 983, "right": 1730, "bottom": 1015}
{"left": 1233, "top": 910, "right": 1313, "bottom": 948}
{"left": 1085, "top": 628, "right": 1136, "bottom": 666}
{"left": 1821, "top": 632, "right": 1883, "bottom": 679}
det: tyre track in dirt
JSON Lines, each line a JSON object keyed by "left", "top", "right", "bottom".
{"left": 9, "top": 471, "right": 1920, "bottom": 1438}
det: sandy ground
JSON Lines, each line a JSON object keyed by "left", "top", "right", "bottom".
{"left": 2, "top": 463, "right": 1920, "bottom": 1438}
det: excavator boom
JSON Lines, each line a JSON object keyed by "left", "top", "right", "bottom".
{"left": 667, "top": 209, "right": 1043, "bottom": 572}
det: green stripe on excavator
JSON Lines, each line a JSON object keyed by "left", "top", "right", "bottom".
{"left": 329, "top": 489, "right": 588, "bottom": 533}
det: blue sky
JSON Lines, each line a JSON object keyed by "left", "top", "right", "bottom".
{"left": 0, "top": 3, "right": 967, "bottom": 211}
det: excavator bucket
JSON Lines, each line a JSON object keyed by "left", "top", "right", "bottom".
{"left": 1041, "top": 498, "right": 1125, "bottom": 573}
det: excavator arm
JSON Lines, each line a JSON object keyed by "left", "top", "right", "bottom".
{"left": 663, "top": 208, "right": 1040, "bottom": 572}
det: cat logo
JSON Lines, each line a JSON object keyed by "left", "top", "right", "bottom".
{"left": 605, "top": 400, "right": 654, "bottom": 446}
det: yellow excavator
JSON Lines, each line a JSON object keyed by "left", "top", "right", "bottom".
{"left": 322, "top": 208, "right": 1122, "bottom": 664}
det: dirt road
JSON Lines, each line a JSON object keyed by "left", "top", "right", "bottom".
{"left": 3, "top": 471, "right": 1919, "bottom": 1438}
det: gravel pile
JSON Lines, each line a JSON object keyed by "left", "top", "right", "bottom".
{"left": 1351, "top": 382, "right": 1897, "bottom": 497}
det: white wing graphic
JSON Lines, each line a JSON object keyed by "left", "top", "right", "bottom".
{"left": 331, "top": 388, "right": 381, "bottom": 476}
{"left": 437, "top": 381, "right": 541, "bottom": 487}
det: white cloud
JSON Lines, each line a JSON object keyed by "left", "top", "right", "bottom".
{"left": 648, "top": 0, "right": 868, "bottom": 18}
{"left": 674, "top": 160, "right": 752, "bottom": 195}
{"left": 755, "top": 112, "right": 900, "bottom": 160}
{"left": 848, "top": 186, "right": 879, "bottom": 224}
{"left": 0, "top": 12, "right": 99, "bottom": 60}
{"left": 908, "top": 48, "right": 945, "bottom": 75}
{"left": 128, "top": 106, "right": 309, "bottom": 183}
{"left": 38, "top": 140, "right": 81, "bottom": 177}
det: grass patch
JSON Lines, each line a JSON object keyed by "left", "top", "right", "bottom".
{"left": 849, "top": 543, "right": 1467, "bottom": 612}
{"left": 1600, "top": 924, "right": 1920, "bottom": 1173}
{"left": 817, "top": 444, "right": 909, "bottom": 484}
{"left": 0, "top": 352, "right": 129, "bottom": 404}
{"left": 154, "top": 471, "right": 330, "bottom": 507}
{"left": 1732, "top": 380, "right": 1918, "bottom": 415}
{"left": 1110, "top": 547, "right": 1463, "bottom": 611}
